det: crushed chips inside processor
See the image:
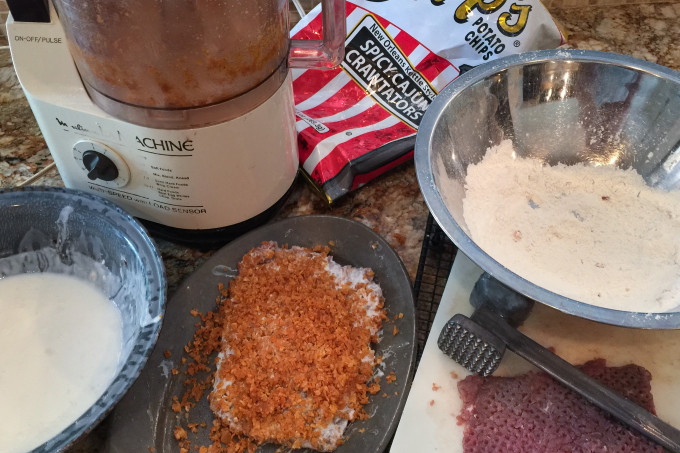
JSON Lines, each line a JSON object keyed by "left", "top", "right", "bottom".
{"left": 207, "top": 242, "right": 386, "bottom": 452}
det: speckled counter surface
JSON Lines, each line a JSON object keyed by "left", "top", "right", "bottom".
{"left": 0, "top": 1, "right": 678, "bottom": 451}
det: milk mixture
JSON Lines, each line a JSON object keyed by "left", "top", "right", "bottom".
{"left": 0, "top": 273, "right": 123, "bottom": 453}
{"left": 459, "top": 140, "right": 680, "bottom": 312}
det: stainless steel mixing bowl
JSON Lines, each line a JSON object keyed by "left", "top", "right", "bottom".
{"left": 415, "top": 49, "right": 680, "bottom": 329}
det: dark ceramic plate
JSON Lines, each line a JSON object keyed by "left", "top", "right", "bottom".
{"left": 105, "top": 215, "right": 417, "bottom": 453}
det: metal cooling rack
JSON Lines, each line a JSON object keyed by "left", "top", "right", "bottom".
{"left": 413, "top": 214, "right": 458, "bottom": 362}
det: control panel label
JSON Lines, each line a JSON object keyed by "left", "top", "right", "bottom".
{"left": 87, "top": 184, "right": 207, "bottom": 216}
{"left": 13, "top": 35, "right": 62, "bottom": 44}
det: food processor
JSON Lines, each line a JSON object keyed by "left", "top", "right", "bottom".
{"left": 5, "top": 0, "right": 346, "bottom": 246}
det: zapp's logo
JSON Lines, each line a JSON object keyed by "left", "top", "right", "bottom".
{"left": 454, "top": 0, "right": 531, "bottom": 37}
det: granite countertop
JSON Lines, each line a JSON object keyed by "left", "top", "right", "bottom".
{"left": 0, "top": 1, "right": 679, "bottom": 451}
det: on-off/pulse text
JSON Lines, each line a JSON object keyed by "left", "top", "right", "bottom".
{"left": 14, "top": 35, "right": 62, "bottom": 44}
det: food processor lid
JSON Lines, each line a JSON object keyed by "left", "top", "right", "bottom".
{"left": 83, "top": 59, "right": 290, "bottom": 130}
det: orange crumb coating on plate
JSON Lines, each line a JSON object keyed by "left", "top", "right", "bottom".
{"left": 208, "top": 242, "right": 387, "bottom": 451}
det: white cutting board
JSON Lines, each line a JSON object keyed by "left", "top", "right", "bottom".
{"left": 390, "top": 253, "right": 680, "bottom": 452}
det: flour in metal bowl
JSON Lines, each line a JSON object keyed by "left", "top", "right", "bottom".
{"left": 456, "top": 140, "right": 680, "bottom": 313}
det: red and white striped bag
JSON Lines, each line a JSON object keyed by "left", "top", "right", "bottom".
{"left": 291, "top": 0, "right": 565, "bottom": 203}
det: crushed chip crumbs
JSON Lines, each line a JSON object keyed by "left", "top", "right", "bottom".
{"left": 174, "top": 426, "right": 188, "bottom": 441}
{"left": 432, "top": 383, "right": 441, "bottom": 391}
{"left": 393, "top": 325, "right": 399, "bottom": 335}
{"left": 173, "top": 242, "right": 387, "bottom": 453}
{"left": 429, "top": 400, "right": 435, "bottom": 407}
{"left": 386, "top": 371, "right": 397, "bottom": 384}
{"left": 171, "top": 397, "right": 181, "bottom": 413}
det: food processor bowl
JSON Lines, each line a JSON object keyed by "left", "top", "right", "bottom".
{"left": 51, "top": 0, "right": 346, "bottom": 129}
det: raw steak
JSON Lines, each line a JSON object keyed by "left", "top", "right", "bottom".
{"left": 457, "top": 359, "right": 663, "bottom": 452}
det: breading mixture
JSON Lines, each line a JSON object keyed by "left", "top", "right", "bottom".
{"left": 178, "top": 242, "right": 386, "bottom": 453}
{"left": 458, "top": 140, "right": 680, "bottom": 312}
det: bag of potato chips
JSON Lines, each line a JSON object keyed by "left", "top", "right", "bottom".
{"left": 291, "top": 0, "right": 565, "bottom": 203}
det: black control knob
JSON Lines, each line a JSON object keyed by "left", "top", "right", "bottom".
{"left": 82, "top": 150, "right": 119, "bottom": 182}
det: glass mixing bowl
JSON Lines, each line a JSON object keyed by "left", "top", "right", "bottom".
{"left": 0, "top": 186, "right": 166, "bottom": 451}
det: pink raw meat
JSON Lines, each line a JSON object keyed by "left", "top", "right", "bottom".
{"left": 457, "top": 359, "right": 663, "bottom": 453}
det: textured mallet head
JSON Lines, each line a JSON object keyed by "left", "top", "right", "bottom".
{"left": 438, "top": 314, "right": 505, "bottom": 377}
